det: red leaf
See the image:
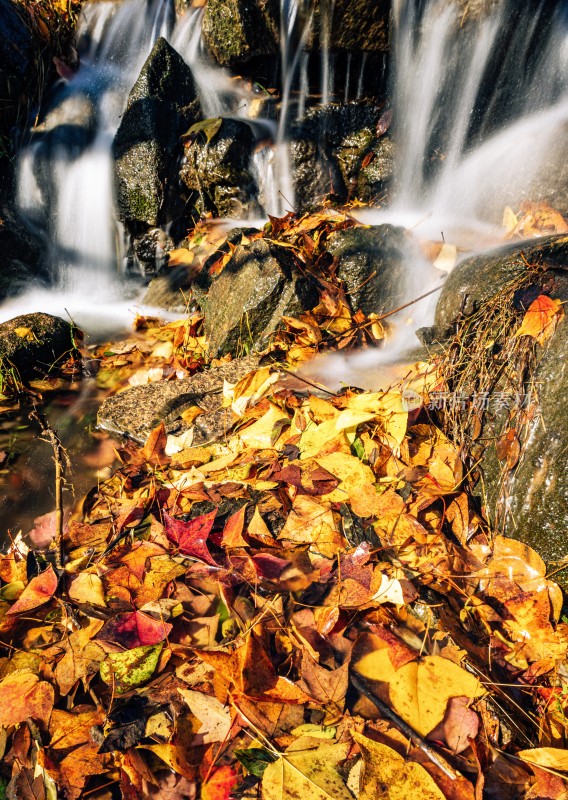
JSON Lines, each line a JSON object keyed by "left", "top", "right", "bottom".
{"left": 7, "top": 565, "right": 58, "bottom": 615}
{"left": 250, "top": 553, "right": 290, "bottom": 580}
{"left": 202, "top": 766, "right": 238, "bottom": 800}
{"left": 164, "top": 511, "right": 218, "bottom": 565}
{"left": 98, "top": 610, "right": 172, "bottom": 648}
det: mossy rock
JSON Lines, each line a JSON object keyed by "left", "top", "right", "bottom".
{"left": 327, "top": 224, "right": 418, "bottom": 316}
{"left": 113, "top": 38, "right": 201, "bottom": 227}
{"left": 0, "top": 313, "right": 77, "bottom": 380}
{"left": 202, "top": 0, "right": 279, "bottom": 67}
{"left": 201, "top": 238, "right": 319, "bottom": 357}
{"left": 180, "top": 118, "right": 259, "bottom": 218}
{"left": 313, "top": 0, "right": 390, "bottom": 52}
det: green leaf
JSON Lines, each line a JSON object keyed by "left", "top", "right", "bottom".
{"left": 182, "top": 117, "right": 223, "bottom": 144}
{"left": 99, "top": 643, "right": 163, "bottom": 694}
{"left": 235, "top": 747, "right": 278, "bottom": 777}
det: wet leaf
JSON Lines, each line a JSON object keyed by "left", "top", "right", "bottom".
{"left": 183, "top": 116, "right": 223, "bottom": 143}
{"left": 98, "top": 610, "right": 172, "bottom": 648}
{"left": 202, "top": 766, "right": 239, "bottom": 800}
{"left": 0, "top": 672, "right": 54, "bottom": 728}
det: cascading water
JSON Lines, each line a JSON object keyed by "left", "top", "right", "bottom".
{"left": 2, "top": 0, "right": 176, "bottom": 333}
{"left": 4, "top": 0, "right": 568, "bottom": 349}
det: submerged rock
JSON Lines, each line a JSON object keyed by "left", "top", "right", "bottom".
{"left": 180, "top": 118, "right": 259, "bottom": 219}
{"left": 201, "top": 238, "right": 319, "bottom": 357}
{"left": 202, "top": 0, "right": 279, "bottom": 67}
{"left": 0, "top": 313, "right": 76, "bottom": 379}
{"left": 327, "top": 224, "right": 412, "bottom": 316}
{"left": 98, "top": 354, "right": 261, "bottom": 444}
{"left": 113, "top": 37, "right": 201, "bottom": 227}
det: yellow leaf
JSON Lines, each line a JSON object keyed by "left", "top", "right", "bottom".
{"left": 13, "top": 326, "right": 35, "bottom": 341}
{"left": 314, "top": 452, "right": 380, "bottom": 517}
{"left": 278, "top": 495, "right": 344, "bottom": 557}
{"left": 261, "top": 742, "right": 352, "bottom": 800}
{"left": 68, "top": 573, "right": 106, "bottom": 607}
{"left": 433, "top": 243, "right": 457, "bottom": 273}
{"left": 166, "top": 248, "right": 195, "bottom": 267}
{"left": 355, "top": 653, "right": 484, "bottom": 737}
{"left": 353, "top": 732, "right": 445, "bottom": 800}
{"left": 235, "top": 403, "right": 290, "bottom": 449}
{"left": 517, "top": 747, "right": 568, "bottom": 771}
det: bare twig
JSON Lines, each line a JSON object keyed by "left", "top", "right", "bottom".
{"left": 350, "top": 671, "right": 463, "bottom": 781}
{"left": 30, "top": 409, "right": 70, "bottom": 570}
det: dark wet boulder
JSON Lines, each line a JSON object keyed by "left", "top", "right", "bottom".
{"left": 326, "top": 225, "right": 413, "bottom": 316}
{"left": 113, "top": 37, "right": 201, "bottom": 227}
{"left": 200, "top": 238, "right": 319, "bottom": 357}
{"left": 133, "top": 227, "right": 174, "bottom": 276}
{"left": 202, "top": 0, "right": 279, "bottom": 67}
{"left": 0, "top": 210, "right": 45, "bottom": 301}
{"left": 289, "top": 102, "right": 390, "bottom": 209}
{"left": 0, "top": 313, "right": 76, "bottom": 379}
{"left": 98, "top": 354, "right": 261, "bottom": 444}
{"left": 433, "top": 234, "right": 568, "bottom": 339}
{"left": 479, "top": 316, "right": 568, "bottom": 588}
{"left": 180, "top": 118, "right": 259, "bottom": 219}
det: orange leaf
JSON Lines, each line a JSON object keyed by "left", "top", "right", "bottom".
{"left": 202, "top": 766, "right": 239, "bottom": 800}
{"left": 0, "top": 672, "right": 54, "bottom": 727}
{"left": 514, "top": 294, "right": 564, "bottom": 345}
{"left": 7, "top": 565, "right": 58, "bottom": 615}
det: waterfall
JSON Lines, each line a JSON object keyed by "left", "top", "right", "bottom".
{"left": 5, "top": 0, "right": 568, "bottom": 339}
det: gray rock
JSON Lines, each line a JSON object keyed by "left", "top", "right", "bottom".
{"left": 201, "top": 238, "right": 319, "bottom": 358}
{"left": 0, "top": 313, "right": 76, "bottom": 379}
{"left": 202, "top": 0, "right": 279, "bottom": 67}
{"left": 180, "top": 118, "right": 259, "bottom": 219}
{"left": 433, "top": 234, "right": 568, "bottom": 339}
{"left": 97, "top": 354, "right": 262, "bottom": 444}
{"left": 113, "top": 37, "right": 201, "bottom": 227}
{"left": 356, "top": 136, "right": 395, "bottom": 203}
{"left": 133, "top": 227, "right": 174, "bottom": 275}
{"left": 326, "top": 224, "right": 412, "bottom": 316}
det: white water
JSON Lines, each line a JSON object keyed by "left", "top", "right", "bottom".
{"left": 6, "top": 0, "right": 568, "bottom": 354}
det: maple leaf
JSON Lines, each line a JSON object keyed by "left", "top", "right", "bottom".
{"left": 98, "top": 610, "right": 172, "bottom": 648}
{"left": 261, "top": 741, "right": 352, "bottom": 800}
{"left": 7, "top": 565, "right": 58, "bottom": 615}
{"left": 163, "top": 510, "right": 218, "bottom": 565}
{"left": 514, "top": 294, "right": 564, "bottom": 345}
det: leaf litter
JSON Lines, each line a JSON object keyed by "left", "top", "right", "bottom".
{"left": 0, "top": 204, "right": 568, "bottom": 799}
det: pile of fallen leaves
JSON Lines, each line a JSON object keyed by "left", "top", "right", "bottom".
{"left": 1, "top": 203, "right": 568, "bottom": 800}
{"left": 1, "top": 350, "right": 568, "bottom": 799}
